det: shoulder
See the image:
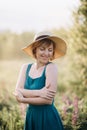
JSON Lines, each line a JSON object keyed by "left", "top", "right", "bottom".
{"left": 46, "top": 63, "right": 58, "bottom": 75}
{"left": 46, "top": 62, "right": 58, "bottom": 72}
{"left": 21, "top": 63, "right": 28, "bottom": 69}
{"left": 20, "top": 63, "right": 32, "bottom": 73}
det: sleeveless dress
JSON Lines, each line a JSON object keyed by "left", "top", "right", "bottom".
{"left": 24, "top": 63, "right": 64, "bottom": 130}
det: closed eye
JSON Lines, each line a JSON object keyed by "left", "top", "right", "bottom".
{"left": 48, "top": 49, "right": 53, "bottom": 52}
{"left": 40, "top": 47, "right": 45, "bottom": 51}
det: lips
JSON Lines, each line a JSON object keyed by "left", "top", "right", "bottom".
{"left": 42, "top": 56, "right": 49, "bottom": 60}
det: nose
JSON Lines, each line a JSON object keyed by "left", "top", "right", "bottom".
{"left": 44, "top": 49, "right": 49, "bottom": 56}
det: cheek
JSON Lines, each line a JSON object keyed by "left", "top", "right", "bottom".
{"left": 50, "top": 51, "right": 53, "bottom": 56}
{"left": 35, "top": 50, "right": 42, "bottom": 58}
{"left": 38, "top": 49, "right": 44, "bottom": 55}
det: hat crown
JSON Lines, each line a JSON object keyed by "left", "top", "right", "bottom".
{"left": 34, "top": 31, "right": 53, "bottom": 41}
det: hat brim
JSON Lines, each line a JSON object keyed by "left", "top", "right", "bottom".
{"left": 22, "top": 36, "right": 67, "bottom": 60}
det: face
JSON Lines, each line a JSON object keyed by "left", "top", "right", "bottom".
{"left": 35, "top": 43, "right": 54, "bottom": 65}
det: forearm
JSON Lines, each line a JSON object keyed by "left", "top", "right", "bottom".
{"left": 15, "top": 84, "right": 56, "bottom": 103}
{"left": 19, "top": 88, "right": 41, "bottom": 98}
{"left": 22, "top": 97, "right": 53, "bottom": 105}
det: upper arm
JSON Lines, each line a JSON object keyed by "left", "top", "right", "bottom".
{"left": 15, "top": 63, "right": 28, "bottom": 89}
{"left": 45, "top": 63, "right": 58, "bottom": 92}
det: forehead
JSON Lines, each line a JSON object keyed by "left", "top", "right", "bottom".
{"left": 39, "top": 42, "right": 53, "bottom": 48}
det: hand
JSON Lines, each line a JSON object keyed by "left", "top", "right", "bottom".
{"left": 39, "top": 84, "right": 56, "bottom": 100}
{"left": 13, "top": 90, "right": 24, "bottom": 103}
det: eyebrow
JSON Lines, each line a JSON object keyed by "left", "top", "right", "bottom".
{"left": 40, "top": 46, "right": 53, "bottom": 49}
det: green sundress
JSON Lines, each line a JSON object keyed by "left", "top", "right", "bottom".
{"left": 24, "top": 63, "right": 64, "bottom": 130}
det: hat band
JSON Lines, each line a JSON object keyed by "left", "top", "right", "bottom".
{"left": 35, "top": 35, "right": 49, "bottom": 40}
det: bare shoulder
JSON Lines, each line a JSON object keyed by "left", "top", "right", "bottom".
{"left": 21, "top": 63, "right": 28, "bottom": 69}
{"left": 20, "top": 63, "right": 29, "bottom": 73}
{"left": 46, "top": 63, "right": 58, "bottom": 76}
{"left": 46, "top": 62, "right": 58, "bottom": 72}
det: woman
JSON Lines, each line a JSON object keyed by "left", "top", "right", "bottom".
{"left": 14, "top": 31, "right": 67, "bottom": 130}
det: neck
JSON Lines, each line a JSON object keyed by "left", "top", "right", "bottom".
{"left": 35, "top": 61, "right": 48, "bottom": 69}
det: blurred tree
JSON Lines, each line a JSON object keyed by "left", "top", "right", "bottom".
{"left": 70, "top": 0, "right": 87, "bottom": 88}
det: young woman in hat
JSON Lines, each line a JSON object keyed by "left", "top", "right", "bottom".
{"left": 14, "top": 31, "right": 67, "bottom": 130}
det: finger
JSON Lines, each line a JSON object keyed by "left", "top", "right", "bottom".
{"left": 47, "top": 92, "right": 55, "bottom": 98}
{"left": 47, "top": 93, "right": 54, "bottom": 98}
{"left": 47, "top": 92, "right": 56, "bottom": 98}
{"left": 45, "top": 84, "right": 51, "bottom": 88}
{"left": 48, "top": 89, "right": 56, "bottom": 93}
{"left": 44, "top": 96, "right": 53, "bottom": 100}
{"left": 47, "top": 94, "right": 54, "bottom": 98}
{"left": 13, "top": 92, "right": 18, "bottom": 96}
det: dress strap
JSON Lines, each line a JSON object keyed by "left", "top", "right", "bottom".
{"left": 43, "top": 62, "right": 52, "bottom": 76}
{"left": 26, "top": 63, "right": 32, "bottom": 77}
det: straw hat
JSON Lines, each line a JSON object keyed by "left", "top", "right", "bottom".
{"left": 22, "top": 31, "right": 67, "bottom": 60}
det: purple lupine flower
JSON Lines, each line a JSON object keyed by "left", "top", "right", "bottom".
{"left": 72, "top": 96, "right": 79, "bottom": 125}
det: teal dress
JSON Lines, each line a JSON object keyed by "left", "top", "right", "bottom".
{"left": 24, "top": 63, "right": 64, "bottom": 130}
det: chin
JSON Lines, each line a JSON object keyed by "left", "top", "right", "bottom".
{"left": 41, "top": 60, "right": 49, "bottom": 64}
